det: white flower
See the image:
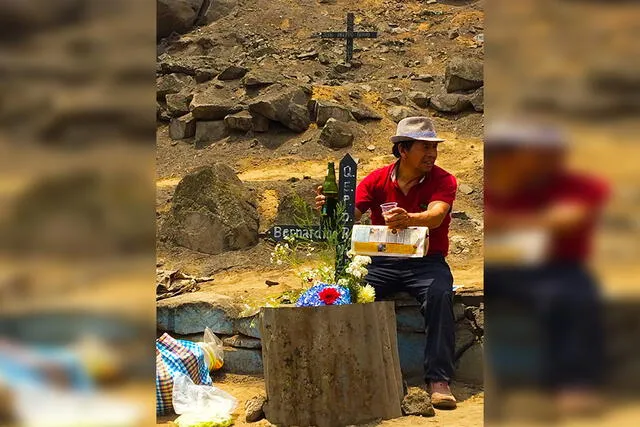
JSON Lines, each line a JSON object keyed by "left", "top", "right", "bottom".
{"left": 347, "top": 249, "right": 356, "bottom": 259}
{"left": 356, "top": 284, "right": 376, "bottom": 303}
{"left": 337, "top": 278, "right": 349, "bottom": 287}
{"left": 353, "top": 255, "right": 372, "bottom": 266}
{"left": 276, "top": 259, "right": 283, "bottom": 266}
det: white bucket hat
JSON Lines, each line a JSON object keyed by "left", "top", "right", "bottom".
{"left": 390, "top": 116, "right": 445, "bottom": 144}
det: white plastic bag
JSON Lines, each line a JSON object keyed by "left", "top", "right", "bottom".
{"left": 196, "top": 327, "right": 224, "bottom": 371}
{"left": 172, "top": 373, "right": 237, "bottom": 427}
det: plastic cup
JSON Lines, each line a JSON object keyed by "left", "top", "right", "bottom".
{"left": 380, "top": 202, "right": 398, "bottom": 220}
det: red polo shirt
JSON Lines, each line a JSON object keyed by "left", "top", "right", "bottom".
{"left": 485, "top": 172, "right": 609, "bottom": 262}
{"left": 355, "top": 162, "right": 457, "bottom": 256}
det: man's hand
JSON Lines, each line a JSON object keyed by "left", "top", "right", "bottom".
{"left": 315, "top": 185, "right": 326, "bottom": 211}
{"left": 384, "top": 207, "right": 412, "bottom": 229}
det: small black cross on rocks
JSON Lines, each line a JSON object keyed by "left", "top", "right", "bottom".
{"left": 313, "top": 13, "right": 377, "bottom": 64}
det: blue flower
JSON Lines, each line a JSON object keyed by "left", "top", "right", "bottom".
{"left": 295, "top": 283, "right": 351, "bottom": 307}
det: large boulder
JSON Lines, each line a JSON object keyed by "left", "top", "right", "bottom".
{"left": 319, "top": 118, "right": 354, "bottom": 149}
{"left": 190, "top": 89, "right": 241, "bottom": 120}
{"left": 387, "top": 106, "right": 420, "bottom": 123}
{"left": 164, "top": 165, "right": 259, "bottom": 254}
{"left": 314, "top": 100, "right": 355, "bottom": 126}
{"left": 242, "top": 70, "right": 279, "bottom": 87}
{"left": 349, "top": 103, "right": 383, "bottom": 121}
{"left": 445, "top": 57, "right": 484, "bottom": 93}
{"left": 430, "top": 93, "right": 473, "bottom": 114}
{"left": 385, "top": 91, "right": 406, "bottom": 105}
{"left": 158, "top": 54, "right": 221, "bottom": 76}
{"left": 165, "top": 92, "right": 193, "bottom": 117}
{"left": 156, "top": 291, "right": 241, "bottom": 335}
{"left": 469, "top": 87, "right": 484, "bottom": 112}
{"left": 202, "top": 0, "right": 237, "bottom": 24}
{"left": 248, "top": 83, "right": 311, "bottom": 132}
{"left": 218, "top": 65, "right": 249, "bottom": 81}
{"left": 169, "top": 113, "right": 196, "bottom": 140}
{"left": 157, "top": 74, "right": 194, "bottom": 100}
{"left": 157, "top": 0, "right": 204, "bottom": 40}
{"left": 409, "top": 91, "right": 430, "bottom": 108}
{"left": 194, "top": 121, "right": 229, "bottom": 145}
{"left": 224, "top": 110, "right": 269, "bottom": 133}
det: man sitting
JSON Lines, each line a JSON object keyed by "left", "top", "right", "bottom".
{"left": 316, "top": 117, "right": 458, "bottom": 409}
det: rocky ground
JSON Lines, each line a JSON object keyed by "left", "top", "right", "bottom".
{"left": 156, "top": 0, "right": 484, "bottom": 425}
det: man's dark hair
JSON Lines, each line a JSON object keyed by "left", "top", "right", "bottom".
{"left": 392, "top": 140, "right": 415, "bottom": 158}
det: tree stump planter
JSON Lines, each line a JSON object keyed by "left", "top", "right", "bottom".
{"left": 259, "top": 301, "right": 404, "bottom": 427}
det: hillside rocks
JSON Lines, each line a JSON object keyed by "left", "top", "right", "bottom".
{"left": 430, "top": 93, "right": 473, "bottom": 114}
{"left": 190, "top": 89, "right": 241, "bottom": 120}
{"left": 157, "top": 0, "right": 237, "bottom": 40}
{"left": 194, "top": 120, "right": 228, "bottom": 144}
{"left": 164, "top": 165, "right": 259, "bottom": 254}
{"left": 409, "top": 91, "right": 430, "bottom": 108}
{"left": 166, "top": 92, "right": 193, "bottom": 117}
{"left": 158, "top": 54, "right": 221, "bottom": 76}
{"left": 349, "top": 103, "right": 383, "bottom": 121}
{"left": 169, "top": 113, "right": 196, "bottom": 140}
{"left": 445, "top": 57, "right": 484, "bottom": 93}
{"left": 224, "top": 110, "right": 269, "bottom": 132}
{"left": 469, "top": 87, "right": 484, "bottom": 112}
{"left": 242, "top": 70, "right": 279, "bottom": 87}
{"left": 314, "top": 100, "right": 355, "bottom": 126}
{"left": 248, "top": 83, "right": 311, "bottom": 132}
{"left": 157, "top": 0, "right": 204, "bottom": 39}
{"left": 157, "top": 73, "right": 194, "bottom": 100}
{"left": 218, "top": 65, "right": 249, "bottom": 81}
{"left": 388, "top": 106, "right": 420, "bottom": 123}
{"left": 319, "top": 118, "right": 354, "bottom": 149}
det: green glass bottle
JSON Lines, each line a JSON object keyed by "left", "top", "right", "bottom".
{"left": 321, "top": 162, "right": 339, "bottom": 228}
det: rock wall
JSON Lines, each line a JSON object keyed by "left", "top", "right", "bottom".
{"left": 157, "top": 290, "right": 484, "bottom": 383}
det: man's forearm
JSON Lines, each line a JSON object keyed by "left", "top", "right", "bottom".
{"left": 408, "top": 209, "right": 446, "bottom": 229}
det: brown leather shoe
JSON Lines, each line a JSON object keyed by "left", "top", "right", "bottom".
{"left": 429, "top": 381, "right": 457, "bottom": 409}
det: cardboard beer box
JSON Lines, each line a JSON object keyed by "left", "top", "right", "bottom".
{"left": 350, "top": 225, "right": 429, "bottom": 258}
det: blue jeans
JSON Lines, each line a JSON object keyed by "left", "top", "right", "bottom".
{"left": 365, "top": 254, "right": 455, "bottom": 383}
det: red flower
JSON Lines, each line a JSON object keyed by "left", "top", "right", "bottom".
{"left": 319, "top": 287, "right": 341, "bottom": 305}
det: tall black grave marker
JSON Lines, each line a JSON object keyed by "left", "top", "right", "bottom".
{"left": 335, "top": 153, "right": 357, "bottom": 275}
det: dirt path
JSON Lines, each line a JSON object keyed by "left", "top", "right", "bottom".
{"left": 156, "top": 375, "right": 484, "bottom": 427}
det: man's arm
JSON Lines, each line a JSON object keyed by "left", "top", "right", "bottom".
{"left": 385, "top": 201, "right": 451, "bottom": 230}
{"left": 354, "top": 208, "right": 363, "bottom": 222}
{"left": 408, "top": 201, "right": 451, "bottom": 228}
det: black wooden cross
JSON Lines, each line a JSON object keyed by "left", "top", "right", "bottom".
{"left": 313, "top": 13, "right": 377, "bottom": 64}
{"left": 265, "top": 154, "right": 358, "bottom": 278}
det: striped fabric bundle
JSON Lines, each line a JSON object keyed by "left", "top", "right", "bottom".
{"left": 156, "top": 333, "right": 212, "bottom": 415}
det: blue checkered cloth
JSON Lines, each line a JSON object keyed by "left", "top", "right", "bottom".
{"left": 156, "top": 333, "right": 212, "bottom": 415}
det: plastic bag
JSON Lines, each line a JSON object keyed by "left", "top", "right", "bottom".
{"left": 197, "top": 327, "right": 224, "bottom": 371}
{"left": 172, "top": 372, "right": 237, "bottom": 427}
{"left": 172, "top": 412, "right": 234, "bottom": 427}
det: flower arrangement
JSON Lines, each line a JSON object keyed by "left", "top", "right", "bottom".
{"left": 270, "top": 237, "right": 376, "bottom": 307}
